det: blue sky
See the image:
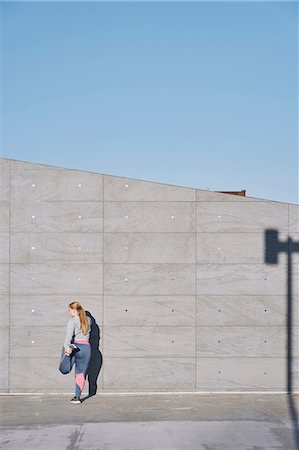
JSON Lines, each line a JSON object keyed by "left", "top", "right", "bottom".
{"left": 1, "top": 1, "right": 298, "bottom": 204}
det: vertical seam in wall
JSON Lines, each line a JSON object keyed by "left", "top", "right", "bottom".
{"left": 195, "top": 192, "right": 197, "bottom": 392}
{"left": 288, "top": 202, "right": 289, "bottom": 264}
{"left": 8, "top": 160, "right": 11, "bottom": 393}
{"left": 287, "top": 203, "right": 289, "bottom": 390}
{"left": 102, "top": 175, "right": 104, "bottom": 391}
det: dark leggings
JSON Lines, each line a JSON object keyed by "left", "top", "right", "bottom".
{"left": 59, "top": 342, "right": 91, "bottom": 397}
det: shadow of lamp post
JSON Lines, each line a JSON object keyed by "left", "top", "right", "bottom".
{"left": 265, "top": 229, "right": 299, "bottom": 447}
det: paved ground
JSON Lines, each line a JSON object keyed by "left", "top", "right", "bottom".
{"left": 0, "top": 393, "right": 298, "bottom": 449}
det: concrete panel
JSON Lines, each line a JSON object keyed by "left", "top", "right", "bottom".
{"left": 10, "top": 167, "right": 103, "bottom": 202}
{"left": 104, "top": 175, "right": 195, "bottom": 201}
{"left": 10, "top": 295, "right": 102, "bottom": 326}
{"left": 10, "top": 357, "right": 97, "bottom": 393}
{"left": 104, "top": 232, "right": 195, "bottom": 263}
{"left": 104, "top": 326, "right": 195, "bottom": 357}
{"left": 0, "top": 159, "right": 9, "bottom": 201}
{"left": 10, "top": 232, "right": 102, "bottom": 263}
{"left": 196, "top": 201, "right": 288, "bottom": 232}
{"left": 196, "top": 326, "right": 298, "bottom": 357}
{"left": 196, "top": 189, "right": 264, "bottom": 202}
{"left": 196, "top": 263, "right": 297, "bottom": 295}
{"left": 0, "top": 232, "right": 9, "bottom": 264}
{"left": 9, "top": 159, "right": 102, "bottom": 179}
{"left": 9, "top": 159, "right": 66, "bottom": 171}
{"left": 0, "top": 295, "right": 9, "bottom": 327}
{"left": 10, "top": 201, "right": 103, "bottom": 232}
{"left": 196, "top": 294, "right": 299, "bottom": 327}
{"left": 0, "top": 201, "right": 9, "bottom": 232}
{"left": 196, "top": 357, "right": 298, "bottom": 391}
{"left": 10, "top": 326, "right": 103, "bottom": 357}
{"left": 104, "top": 263, "right": 196, "bottom": 295}
{"left": 104, "top": 295, "right": 195, "bottom": 326}
{"left": 103, "top": 357, "right": 195, "bottom": 391}
{"left": 10, "top": 262, "right": 102, "bottom": 295}
{"left": 0, "top": 326, "right": 9, "bottom": 358}
{"left": 0, "top": 264, "right": 9, "bottom": 294}
{"left": 197, "top": 232, "right": 289, "bottom": 264}
{"left": 10, "top": 326, "right": 65, "bottom": 357}
{"left": 104, "top": 202, "right": 195, "bottom": 232}
{"left": 289, "top": 204, "right": 299, "bottom": 232}
{"left": 0, "top": 357, "right": 9, "bottom": 391}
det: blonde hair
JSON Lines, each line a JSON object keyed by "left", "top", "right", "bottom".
{"left": 68, "top": 301, "right": 89, "bottom": 335}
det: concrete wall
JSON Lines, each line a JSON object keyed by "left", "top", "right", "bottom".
{"left": 0, "top": 157, "right": 298, "bottom": 394}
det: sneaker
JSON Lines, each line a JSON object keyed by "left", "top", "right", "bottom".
{"left": 70, "top": 396, "right": 81, "bottom": 404}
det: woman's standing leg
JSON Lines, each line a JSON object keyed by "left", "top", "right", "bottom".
{"left": 74, "top": 344, "right": 91, "bottom": 398}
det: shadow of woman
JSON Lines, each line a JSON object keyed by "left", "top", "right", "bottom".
{"left": 81, "top": 310, "right": 102, "bottom": 402}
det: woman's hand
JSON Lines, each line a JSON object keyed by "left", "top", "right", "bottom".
{"left": 65, "top": 346, "right": 73, "bottom": 356}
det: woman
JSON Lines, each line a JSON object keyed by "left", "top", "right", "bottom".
{"left": 59, "top": 301, "right": 92, "bottom": 404}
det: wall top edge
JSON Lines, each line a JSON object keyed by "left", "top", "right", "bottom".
{"left": 1, "top": 157, "right": 297, "bottom": 207}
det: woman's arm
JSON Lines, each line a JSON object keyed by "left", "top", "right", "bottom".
{"left": 64, "top": 319, "right": 75, "bottom": 350}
